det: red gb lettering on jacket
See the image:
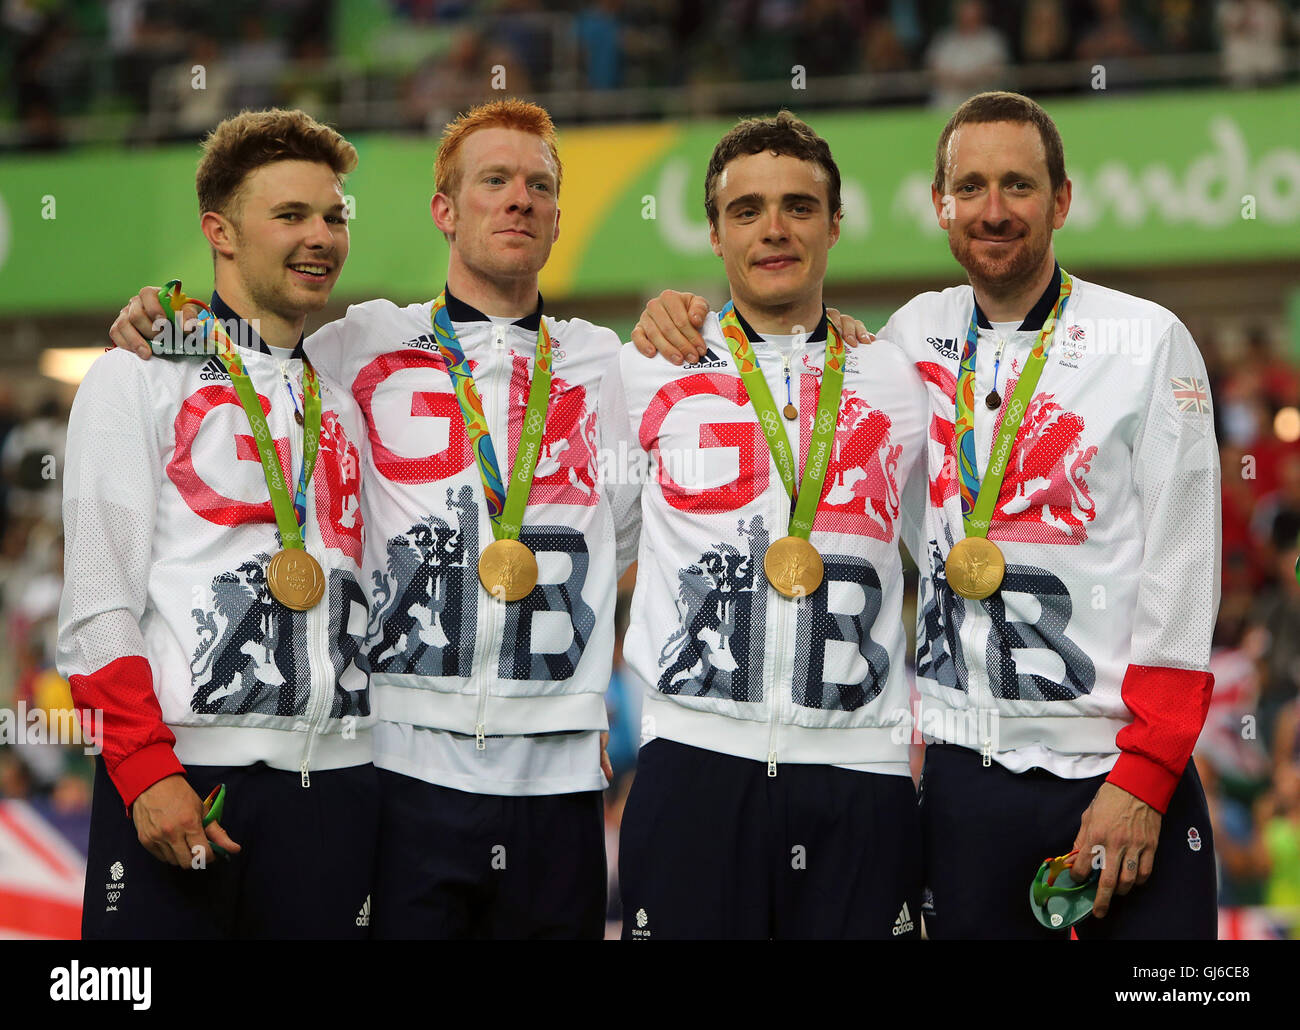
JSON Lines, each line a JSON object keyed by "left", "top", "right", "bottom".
{"left": 640, "top": 373, "right": 768, "bottom": 512}
{"left": 352, "top": 350, "right": 472, "bottom": 484}
{"left": 506, "top": 354, "right": 598, "bottom": 507}
{"left": 168, "top": 384, "right": 289, "bottom": 526}
{"left": 314, "top": 409, "right": 364, "bottom": 563}
{"left": 804, "top": 383, "right": 903, "bottom": 542}
{"left": 167, "top": 385, "right": 365, "bottom": 562}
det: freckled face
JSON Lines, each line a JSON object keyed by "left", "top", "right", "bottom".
{"left": 434, "top": 127, "right": 561, "bottom": 283}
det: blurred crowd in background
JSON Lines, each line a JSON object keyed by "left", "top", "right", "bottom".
{"left": 4, "top": 0, "right": 1300, "bottom": 149}
{"left": 0, "top": 387, "right": 88, "bottom": 815}
{"left": 1199, "top": 324, "right": 1300, "bottom": 911}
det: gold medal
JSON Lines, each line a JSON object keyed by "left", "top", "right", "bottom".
{"left": 944, "top": 537, "right": 1006, "bottom": 600}
{"left": 763, "top": 536, "right": 823, "bottom": 598}
{"left": 478, "top": 538, "right": 538, "bottom": 602}
{"left": 267, "top": 548, "right": 325, "bottom": 610}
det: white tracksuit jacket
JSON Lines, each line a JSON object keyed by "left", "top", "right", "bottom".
{"left": 619, "top": 309, "right": 929, "bottom": 771}
{"left": 57, "top": 304, "right": 373, "bottom": 807}
{"left": 305, "top": 289, "right": 640, "bottom": 748}
{"left": 883, "top": 269, "right": 1221, "bottom": 811}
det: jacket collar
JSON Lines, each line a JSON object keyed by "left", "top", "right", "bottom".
{"left": 444, "top": 284, "right": 544, "bottom": 332}
{"left": 209, "top": 291, "right": 307, "bottom": 358}
{"left": 731, "top": 305, "right": 829, "bottom": 344}
{"left": 973, "top": 262, "right": 1062, "bottom": 333}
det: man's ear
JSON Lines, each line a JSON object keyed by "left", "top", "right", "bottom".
{"left": 1053, "top": 177, "right": 1072, "bottom": 230}
{"left": 431, "top": 192, "right": 456, "bottom": 238}
{"left": 828, "top": 208, "right": 841, "bottom": 249}
{"left": 552, "top": 204, "right": 561, "bottom": 246}
{"left": 200, "top": 211, "right": 237, "bottom": 260}
{"left": 709, "top": 220, "right": 722, "bottom": 259}
{"left": 932, "top": 184, "right": 953, "bottom": 229}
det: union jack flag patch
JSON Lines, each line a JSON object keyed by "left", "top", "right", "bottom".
{"left": 1170, "top": 377, "right": 1210, "bottom": 413}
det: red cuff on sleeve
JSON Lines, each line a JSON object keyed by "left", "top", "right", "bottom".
{"left": 1107, "top": 750, "right": 1181, "bottom": 813}
{"left": 110, "top": 741, "right": 186, "bottom": 811}
{"left": 1109, "top": 663, "right": 1214, "bottom": 813}
{"left": 68, "top": 654, "right": 183, "bottom": 811}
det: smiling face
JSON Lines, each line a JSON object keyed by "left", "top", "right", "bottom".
{"left": 932, "top": 120, "right": 1070, "bottom": 297}
{"left": 709, "top": 150, "right": 840, "bottom": 332}
{"left": 208, "top": 159, "right": 349, "bottom": 321}
{"left": 432, "top": 126, "right": 560, "bottom": 289}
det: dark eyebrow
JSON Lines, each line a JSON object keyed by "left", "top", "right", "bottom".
{"left": 725, "top": 191, "right": 822, "bottom": 213}
{"left": 724, "top": 193, "right": 764, "bottom": 213}
{"left": 268, "top": 200, "right": 346, "bottom": 214}
{"left": 950, "top": 170, "right": 1041, "bottom": 186}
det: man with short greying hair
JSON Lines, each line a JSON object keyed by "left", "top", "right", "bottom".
{"left": 617, "top": 111, "right": 929, "bottom": 939}
{"left": 61, "top": 108, "right": 376, "bottom": 939}
{"left": 890, "top": 90, "right": 1220, "bottom": 939}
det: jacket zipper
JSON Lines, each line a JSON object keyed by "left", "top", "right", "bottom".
{"left": 766, "top": 344, "right": 804, "bottom": 778}
{"left": 968, "top": 329, "right": 1009, "bottom": 770}
{"left": 473, "top": 598, "right": 498, "bottom": 750}
{"left": 273, "top": 358, "right": 328, "bottom": 788}
{"left": 299, "top": 587, "right": 334, "bottom": 787}
{"left": 474, "top": 324, "right": 510, "bottom": 749}
{"left": 767, "top": 590, "right": 788, "bottom": 777}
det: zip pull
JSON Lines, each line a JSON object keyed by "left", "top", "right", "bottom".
{"left": 282, "top": 364, "right": 305, "bottom": 424}
{"left": 981, "top": 739, "right": 992, "bottom": 768}
{"left": 767, "top": 751, "right": 778, "bottom": 778}
{"left": 492, "top": 325, "right": 506, "bottom": 349}
{"left": 475, "top": 722, "right": 486, "bottom": 751}
{"left": 300, "top": 760, "right": 311, "bottom": 788}
{"left": 780, "top": 353, "right": 796, "bottom": 420}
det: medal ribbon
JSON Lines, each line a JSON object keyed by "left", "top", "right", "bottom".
{"left": 718, "top": 302, "right": 844, "bottom": 539}
{"left": 430, "top": 293, "right": 552, "bottom": 540}
{"left": 160, "top": 281, "right": 320, "bottom": 550}
{"left": 954, "top": 269, "right": 1073, "bottom": 538}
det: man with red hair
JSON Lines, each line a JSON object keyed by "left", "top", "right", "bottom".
{"left": 112, "top": 99, "right": 640, "bottom": 939}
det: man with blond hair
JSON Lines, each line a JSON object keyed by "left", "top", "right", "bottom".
{"left": 64, "top": 109, "right": 376, "bottom": 939}
{"left": 113, "top": 99, "right": 640, "bottom": 939}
